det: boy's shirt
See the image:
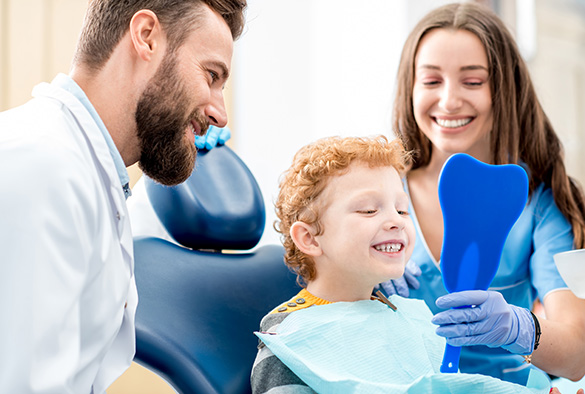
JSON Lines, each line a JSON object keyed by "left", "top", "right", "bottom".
{"left": 269, "top": 288, "right": 333, "bottom": 314}
{"left": 252, "top": 289, "right": 327, "bottom": 393}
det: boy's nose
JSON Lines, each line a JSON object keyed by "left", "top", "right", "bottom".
{"left": 383, "top": 217, "right": 405, "bottom": 231}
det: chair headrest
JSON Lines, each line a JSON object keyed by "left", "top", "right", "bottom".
{"left": 145, "top": 145, "right": 266, "bottom": 251}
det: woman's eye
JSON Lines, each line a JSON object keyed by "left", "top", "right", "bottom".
{"left": 464, "top": 81, "right": 484, "bottom": 87}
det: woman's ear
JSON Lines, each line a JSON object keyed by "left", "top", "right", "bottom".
{"left": 290, "top": 221, "right": 322, "bottom": 257}
{"left": 129, "top": 9, "right": 162, "bottom": 62}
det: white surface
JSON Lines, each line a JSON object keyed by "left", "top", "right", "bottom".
{"left": 554, "top": 249, "right": 585, "bottom": 299}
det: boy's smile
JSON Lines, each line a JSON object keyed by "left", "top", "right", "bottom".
{"left": 374, "top": 241, "right": 405, "bottom": 253}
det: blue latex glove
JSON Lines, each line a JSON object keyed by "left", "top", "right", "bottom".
{"left": 431, "top": 290, "right": 535, "bottom": 355}
{"left": 376, "top": 260, "right": 421, "bottom": 297}
{"left": 195, "top": 126, "right": 231, "bottom": 150}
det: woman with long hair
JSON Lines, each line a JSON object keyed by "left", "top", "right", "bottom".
{"left": 388, "top": 1, "right": 585, "bottom": 385}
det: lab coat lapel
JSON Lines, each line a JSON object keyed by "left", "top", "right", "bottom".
{"left": 32, "top": 81, "right": 135, "bottom": 270}
{"left": 33, "top": 80, "right": 139, "bottom": 393}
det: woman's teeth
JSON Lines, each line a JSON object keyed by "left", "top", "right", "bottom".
{"left": 375, "top": 243, "right": 402, "bottom": 253}
{"left": 435, "top": 118, "right": 472, "bottom": 128}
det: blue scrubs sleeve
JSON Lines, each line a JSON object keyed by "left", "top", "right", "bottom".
{"left": 529, "top": 185, "right": 572, "bottom": 301}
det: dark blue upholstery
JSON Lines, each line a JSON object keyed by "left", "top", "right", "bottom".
{"left": 144, "top": 147, "right": 266, "bottom": 251}
{"left": 133, "top": 145, "right": 300, "bottom": 394}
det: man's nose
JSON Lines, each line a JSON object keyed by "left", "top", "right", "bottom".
{"left": 206, "top": 90, "right": 228, "bottom": 127}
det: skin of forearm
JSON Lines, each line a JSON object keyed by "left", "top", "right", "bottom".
{"left": 532, "top": 294, "right": 585, "bottom": 381}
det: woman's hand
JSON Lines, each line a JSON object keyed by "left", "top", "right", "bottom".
{"left": 431, "top": 290, "right": 535, "bottom": 354}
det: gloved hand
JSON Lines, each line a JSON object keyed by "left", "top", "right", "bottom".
{"left": 195, "top": 126, "right": 231, "bottom": 150}
{"left": 431, "top": 290, "right": 535, "bottom": 354}
{"left": 376, "top": 260, "right": 421, "bottom": 297}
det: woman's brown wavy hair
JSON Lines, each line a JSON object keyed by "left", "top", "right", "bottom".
{"left": 393, "top": 2, "right": 585, "bottom": 248}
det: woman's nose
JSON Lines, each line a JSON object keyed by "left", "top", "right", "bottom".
{"left": 438, "top": 82, "right": 463, "bottom": 113}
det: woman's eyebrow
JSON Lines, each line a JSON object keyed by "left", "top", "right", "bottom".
{"left": 416, "top": 64, "right": 488, "bottom": 72}
{"left": 417, "top": 64, "right": 440, "bottom": 70}
{"left": 460, "top": 65, "right": 488, "bottom": 72}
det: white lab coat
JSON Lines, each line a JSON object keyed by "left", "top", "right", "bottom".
{"left": 0, "top": 78, "right": 138, "bottom": 393}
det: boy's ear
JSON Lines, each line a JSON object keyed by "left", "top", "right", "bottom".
{"left": 290, "top": 221, "right": 322, "bottom": 257}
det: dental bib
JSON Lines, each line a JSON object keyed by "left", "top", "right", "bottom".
{"left": 256, "top": 296, "right": 549, "bottom": 394}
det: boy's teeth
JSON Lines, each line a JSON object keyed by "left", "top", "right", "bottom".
{"left": 375, "top": 243, "right": 402, "bottom": 252}
{"left": 436, "top": 118, "right": 472, "bottom": 128}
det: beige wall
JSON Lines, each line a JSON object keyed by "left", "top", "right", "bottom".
{"left": 530, "top": 0, "right": 585, "bottom": 186}
{"left": 0, "top": 0, "right": 84, "bottom": 109}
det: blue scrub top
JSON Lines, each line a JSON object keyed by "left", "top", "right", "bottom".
{"left": 406, "top": 181, "right": 572, "bottom": 385}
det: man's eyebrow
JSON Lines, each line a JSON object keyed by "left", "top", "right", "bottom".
{"left": 209, "top": 61, "right": 230, "bottom": 80}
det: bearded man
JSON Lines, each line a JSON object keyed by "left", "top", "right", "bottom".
{"left": 0, "top": 1, "right": 246, "bottom": 392}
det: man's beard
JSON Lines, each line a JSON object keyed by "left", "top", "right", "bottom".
{"left": 135, "top": 53, "right": 205, "bottom": 186}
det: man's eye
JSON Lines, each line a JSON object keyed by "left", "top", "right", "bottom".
{"left": 209, "top": 70, "right": 219, "bottom": 82}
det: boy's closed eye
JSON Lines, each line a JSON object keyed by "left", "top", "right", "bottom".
{"left": 356, "top": 209, "right": 378, "bottom": 215}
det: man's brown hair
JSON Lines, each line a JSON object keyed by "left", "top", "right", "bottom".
{"left": 73, "top": 0, "right": 246, "bottom": 71}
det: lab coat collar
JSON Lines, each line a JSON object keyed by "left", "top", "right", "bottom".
{"left": 51, "top": 73, "right": 131, "bottom": 199}
{"left": 31, "top": 77, "right": 134, "bottom": 269}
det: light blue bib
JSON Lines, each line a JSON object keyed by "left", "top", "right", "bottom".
{"left": 256, "top": 297, "right": 550, "bottom": 393}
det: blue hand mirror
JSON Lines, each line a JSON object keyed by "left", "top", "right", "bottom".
{"left": 438, "top": 153, "right": 528, "bottom": 373}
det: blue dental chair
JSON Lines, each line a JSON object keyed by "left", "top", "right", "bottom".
{"left": 132, "top": 145, "right": 300, "bottom": 394}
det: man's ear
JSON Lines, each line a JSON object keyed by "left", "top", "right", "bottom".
{"left": 290, "top": 221, "right": 322, "bottom": 257}
{"left": 129, "top": 9, "right": 163, "bottom": 61}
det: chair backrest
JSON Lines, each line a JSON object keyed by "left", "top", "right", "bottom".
{"left": 133, "top": 146, "right": 300, "bottom": 394}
